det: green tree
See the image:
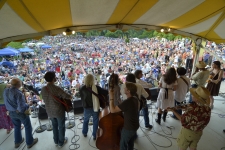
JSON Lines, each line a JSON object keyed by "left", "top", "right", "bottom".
{"left": 174, "top": 35, "right": 183, "bottom": 40}
{"left": 166, "top": 33, "right": 175, "bottom": 41}
{"left": 6, "top": 42, "right": 24, "bottom": 49}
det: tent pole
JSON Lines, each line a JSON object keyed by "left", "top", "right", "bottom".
{"left": 191, "top": 45, "right": 200, "bottom": 75}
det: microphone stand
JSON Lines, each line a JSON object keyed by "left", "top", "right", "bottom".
{"left": 35, "top": 101, "right": 47, "bottom": 133}
{"left": 46, "top": 117, "right": 53, "bottom": 131}
{"left": 65, "top": 112, "right": 75, "bottom": 129}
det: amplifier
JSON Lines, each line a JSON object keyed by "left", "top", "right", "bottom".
{"left": 149, "top": 87, "right": 159, "bottom": 101}
{"left": 73, "top": 98, "right": 83, "bottom": 114}
{"left": 38, "top": 105, "right": 48, "bottom": 119}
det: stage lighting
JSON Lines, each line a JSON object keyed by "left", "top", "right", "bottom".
{"left": 63, "top": 29, "right": 75, "bottom": 35}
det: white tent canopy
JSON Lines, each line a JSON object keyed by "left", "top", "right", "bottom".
{"left": 0, "top": 0, "right": 225, "bottom": 44}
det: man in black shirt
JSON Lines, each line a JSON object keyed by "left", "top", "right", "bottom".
{"left": 109, "top": 82, "right": 139, "bottom": 150}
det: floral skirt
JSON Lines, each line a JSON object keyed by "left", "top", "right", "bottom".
{"left": 0, "top": 105, "right": 13, "bottom": 130}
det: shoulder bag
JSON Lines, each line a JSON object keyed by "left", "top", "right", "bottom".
{"left": 180, "top": 77, "right": 189, "bottom": 93}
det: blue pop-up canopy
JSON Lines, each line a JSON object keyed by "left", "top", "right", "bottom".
{"left": 41, "top": 45, "right": 52, "bottom": 49}
{"left": 0, "top": 61, "right": 14, "bottom": 68}
{"left": 19, "top": 47, "right": 34, "bottom": 52}
{"left": 0, "top": 47, "right": 20, "bottom": 56}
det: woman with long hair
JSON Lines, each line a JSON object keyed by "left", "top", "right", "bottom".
{"left": 155, "top": 68, "right": 177, "bottom": 125}
{"left": 206, "top": 61, "right": 224, "bottom": 109}
{"left": 108, "top": 73, "right": 121, "bottom": 106}
{"left": 79, "top": 74, "right": 108, "bottom": 140}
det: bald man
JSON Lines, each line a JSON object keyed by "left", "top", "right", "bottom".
{"left": 3, "top": 78, "right": 38, "bottom": 149}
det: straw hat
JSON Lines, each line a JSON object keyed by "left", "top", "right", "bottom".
{"left": 195, "top": 61, "right": 206, "bottom": 68}
{"left": 189, "top": 87, "right": 210, "bottom": 105}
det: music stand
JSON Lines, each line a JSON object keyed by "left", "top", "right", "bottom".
{"left": 35, "top": 105, "right": 47, "bottom": 133}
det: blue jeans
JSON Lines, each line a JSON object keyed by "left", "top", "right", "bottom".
{"left": 50, "top": 115, "right": 66, "bottom": 146}
{"left": 82, "top": 108, "right": 99, "bottom": 138}
{"left": 9, "top": 111, "right": 34, "bottom": 145}
{"left": 120, "top": 128, "right": 136, "bottom": 150}
{"left": 189, "top": 84, "right": 198, "bottom": 103}
{"left": 142, "top": 106, "right": 150, "bottom": 126}
{"left": 172, "top": 100, "right": 182, "bottom": 119}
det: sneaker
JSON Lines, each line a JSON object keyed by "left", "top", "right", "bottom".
{"left": 83, "top": 134, "right": 87, "bottom": 137}
{"left": 145, "top": 125, "right": 153, "bottom": 129}
{"left": 58, "top": 137, "right": 68, "bottom": 148}
{"left": 27, "top": 138, "right": 38, "bottom": 149}
{"left": 15, "top": 138, "right": 24, "bottom": 148}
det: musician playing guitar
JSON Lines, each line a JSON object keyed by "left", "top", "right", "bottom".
{"left": 109, "top": 82, "right": 139, "bottom": 150}
{"left": 41, "top": 72, "right": 72, "bottom": 148}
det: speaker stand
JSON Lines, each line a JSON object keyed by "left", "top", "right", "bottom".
{"left": 66, "top": 113, "right": 75, "bottom": 129}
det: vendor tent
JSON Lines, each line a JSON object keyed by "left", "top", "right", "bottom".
{"left": 0, "top": 0, "right": 225, "bottom": 43}
{"left": 19, "top": 47, "right": 34, "bottom": 52}
{"left": 0, "top": 61, "right": 14, "bottom": 68}
{"left": 41, "top": 45, "right": 52, "bottom": 49}
{"left": 0, "top": 47, "right": 20, "bottom": 56}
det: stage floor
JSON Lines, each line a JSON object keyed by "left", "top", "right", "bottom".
{"left": 0, "top": 95, "right": 225, "bottom": 150}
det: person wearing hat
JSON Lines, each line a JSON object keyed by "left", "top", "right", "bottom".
{"left": 206, "top": 61, "right": 224, "bottom": 109}
{"left": 167, "top": 86, "right": 211, "bottom": 150}
{"left": 189, "top": 61, "right": 210, "bottom": 103}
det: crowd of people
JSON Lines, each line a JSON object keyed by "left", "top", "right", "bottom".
{"left": 0, "top": 35, "right": 225, "bottom": 149}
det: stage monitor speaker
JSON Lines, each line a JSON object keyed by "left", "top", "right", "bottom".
{"left": 73, "top": 99, "right": 83, "bottom": 114}
{"left": 38, "top": 105, "right": 48, "bottom": 119}
{"left": 149, "top": 87, "right": 159, "bottom": 101}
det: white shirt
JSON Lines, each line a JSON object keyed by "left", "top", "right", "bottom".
{"left": 174, "top": 76, "right": 191, "bottom": 102}
{"left": 136, "top": 79, "right": 152, "bottom": 88}
{"left": 120, "top": 82, "right": 148, "bottom": 100}
{"left": 71, "top": 79, "right": 82, "bottom": 87}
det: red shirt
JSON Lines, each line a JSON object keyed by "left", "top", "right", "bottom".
{"left": 55, "top": 67, "right": 60, "bottom": 73}
{"left": 181, "top": 103, "right": 211, "bottom": 132}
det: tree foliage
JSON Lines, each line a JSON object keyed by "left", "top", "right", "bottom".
{"left": 6, "top": 41, "right": 24, "bottom": 49}
{"left": 83, "top": 29, "right": 182, "bottom": 41}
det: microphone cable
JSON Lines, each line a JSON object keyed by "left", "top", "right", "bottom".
{"left": 68, "top": 113, "right": 80, "bottom": 150}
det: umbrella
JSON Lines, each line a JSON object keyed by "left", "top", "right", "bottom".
{"left": 0, "top": 47, "right": 20, "bottom": 56}
{"left": 19, "top": 47, "right": 34, "bottom": 52}
{"left": 41, "top": 45, "right": 52, "bottom": 49}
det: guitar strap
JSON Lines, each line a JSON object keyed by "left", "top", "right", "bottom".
{"left": 86, "top": 86, "right": 104, "bottom": 101}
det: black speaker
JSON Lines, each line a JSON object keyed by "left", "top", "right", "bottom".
{"left": 149, "top": 87, "right": 159, "bottom": 101}
{"left": 73, "top": 99, "right": 83, "bottom": 114}
{"left": 38, "top": 105, "right": 48, "bottom": 119}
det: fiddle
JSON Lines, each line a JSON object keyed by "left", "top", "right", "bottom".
{"left": 167, "top": 103, "right": 190, "bottom": 111}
